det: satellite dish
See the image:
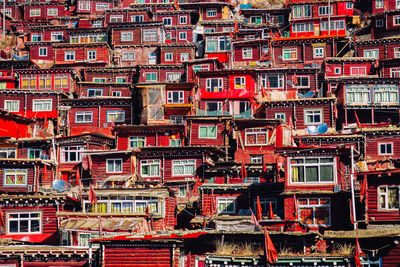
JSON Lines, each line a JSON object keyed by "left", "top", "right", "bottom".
{"left": 318, "top": 123, "right": 328, "bottom": 134}
{"left": 52, "top": 179, "right": 66, "bottom": 192}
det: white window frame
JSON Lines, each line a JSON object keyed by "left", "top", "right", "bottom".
{"left": 376, "top": 0, "right": 383, "bottom": 8}
{"left": 250, "top": 155, "right": 263, "bottom": 164}
{"left": 206, "top": 78, "right": 223, "bottom": 92}
{"left": 274, "top": 113, "right": 286, "bottom": 122}
{"left": 296, "top": 76, "right": 310, "bottom": 88}
{"left": 172, "top": 159, "right": 196, "bottom": 176}
{"left": 304, "top": 108, "right": 323, "bottom": 125}
{"left": 168, "top": 73, "right": 181, "bottom": 82}
{"left": 318, "top": 6, "right": 333, "bottom": 16}
{"left": 179, "top": 15, "right": 187, "bottom": 25}
{"left": 393, "top": 15, "right": 400, "bottom": 26}
{"left": 27, "top": 148, "right": 41, "bottom": 159}
{"left": 292, "top": 22, "right": 314, "bottom": 33}
{"left": 31, "top": 33, "right": 42, "bottom": 42}
{"left": 51, "top": 32, "right": 63, "bottom": 41}
{"left": 379, "top": 143, "right": 393, "bottom": 155}
{"left": 283, "top": 48, "right": 297, "bottom": 61}
{"left": 180, "top": 53, "right": 189, "bottom": 62}
{"left": 234, "top": 77, "right": 246, "bottom": 89}
{"left": 363, "top": 49, "right": 379, "bottom": 59}
{"left": 378, "top": 186, "right": 399, "bottom": 210}
{"left": 87, "top": 50, "right": 97, "bottom": 61}
{"left": 110, "top": 15, "right": 123, "bottom": 23}
{"left": 140, "top": 159, "right": 161, "bottom": 177}
{"left": 163, "top": 17, "right": 172, "bottom": 26}
{"left": 145, "top": 72, "right": 157, "bottom": 81}
{"left": 78, "top": 0, "right": 90, "bottom": 11}
{"left": 106, "top": 158, "right": 123, "bottom": 173}
{"left": 206, "top": 8, "right": 217, "bottom": 17}
{"left": 298, "top": 198, "right": 331, "bottom": 227}
{"left": 129, "top": 136, "right": 146, "bottom": 149}
{"left": 30, "top": 8, "right": 40, "bottom": 17}
{"left": 165, "top": 52, "right": 173, "bottom": 62}
{"left": 376, "top": 19, "right": 384, "bottom": 27}
{"left": 32, "top": 99, "right": 52, "bottom": 112}
{"left": 245, "top": 128, "right": 268, "bottom": 146}
{"left": 75, "top": 111, "right": 93, "bottom": 123}
{"left": 334, "top": 67, "right": 341, "bottom": 74}
{"left": 289, "top": 157, "right": 336, "bottom": 184}
{"left": 65, "top": 51, "right": 75, "bottom": 61}
{"left": 7, "top": 211, "right": 42, "bottom": 234}
{"left": 350, "top": 67, "right": 367, "bottom": 76}
{"left": 313, "top": 47, "right": 324, "bottom": 58}
{"left": 106, "top": 110, "right": 125, "bottom": 123}
{"left": 261, "top": 73, "right": 284, "bottom": 89}
{"left": 143, "top": 29, "right": 158, "bottom": 42}
{"left": 394, "top": 48, "right": 400, "bottom": 58}
{"left": 242, "top": 48, "right": 253, "bottom": 59}
{"left": 47, "top": 8, "right": 58, "bottom": 16}
{"left": 4, "top": 169, "right": 27, "bottom": 186}
{"left": 121, "top": 31, "right": 133, "bottom": 42}
{"left": 95, "top": 3, "right": 109, "bottom": 11}
{"left": 87, "top": 88, "right": 103, "bottom": 97}
{"left": 131, "top": 15, "right": 144, "bottom": 22}
{"left": 217, "top": 197, "right": 236, "bottom": 214}
{"left": 390, "top": 67, "right": 400, "bottom": 78}
{"left": 4, "top": 100, "right": 19, "bottom": 112}
{"left": 198, "top": 125, "right": 217, "bottom": 139}
{"left": 178, "top": 31, "right": 187, "bottom": 41}
{"left": 167, "top": 91, "right": 184, "bottom": 104}
{"left": 61, "top": 146, "right": 85, "bottom": 163}
{"left": 121, "top": 51, "right": 136, "bottom": 61}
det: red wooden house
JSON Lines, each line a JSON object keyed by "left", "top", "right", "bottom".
{"left": 232, "top": 39, "right": 270, "bottom": 68}
{"left": 196, "top": 69, "right": 257, "bottom": 118}
{"left": 109, "top": 22, "right": 166, "bottom": 47}
{"left": 136, "top": 64, "right": 184, "bottom": 83}
{"left": 0, "top": 110, "right": 34, "bottom": 139}
{"left": 83, "top": 67, "right": 136, "bottom": 84}
{"left": 75, "top": 0, "right": 114, "bottom": 15}
{"left": 54, "top": 133, "right": 115, "bottom": 185}
{"left": 371, "top": 0, "right": 400, "bottom": 38}
{"left": 204, "top": 32, "right": 232, "bottom": 64}
{"left": 23, "top": 2, "right": 67, "bottom": 21}
{"left": 61, "top": 98, "right": 133, "bottom": 136}
{"left": 241, "top": 7, "right": 290, "bottom": 26}
{"left": 154, "top": 10, "right": 193, "bottom": 28}
{"left": 184, "top": 58, "right": 224, "bottom": 83}
{"left": 279, "top": 147, "right": 352, "bottom": 231}
{"left": 200, "top": 20, "right": 235, "bottom": 35}
{"left": 159, "top": 43, "right": 195, "bottom": 64}
{"left": 76, "top": 81, "right": 132, "bottom": 98}
{"left": 288, "top": 0, "right": 353, "bottom": 38}
{"left": 66, "top": 27, "right": 108, "bottom": 44}
{"left": 113, "top": 45, "right": 159, "bottom": 67}
{"left": 164, "top": 25, "right": 193, "bottom": 43}
{"left": 255, "top": 97, "right": 336, "bottom": 131}
{"left": 104, "top": 8, "right": 153, "bottom": 26}
{"left": 179, "top": 1, "right": 230, "bottom": 21}
{"left": 129, "top": 2, "right": 176, "bottom": 12}
{"left": 0, "top": 194, "right": 68, "bottom": 244}
{"left": 0, "top": 2, "right": 22, "bottom": 21}
{"left": 186, "top": 116, "right": 231, "bottom": 147}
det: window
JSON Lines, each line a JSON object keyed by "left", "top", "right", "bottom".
{"left": 39, "top": 74, "right": 52, "bottom": 89}
{"left": 206, "top": 78, "right": 223, "bottom": 92}
{"left": 293, "top": 5, "right": 311, "bottom": 18}
{"left": 87, "top": 50, "right": 96, "bottom": 61}
{"left": 394, "top": 48, "right": 400, "bottom": 58}
{"left": 79, "top": 0, "right": 90, "bottom": 10}
{"left": 346, "top": 85, "right": 371, "bottom": 104}
{"left": 163, "top": 17, "right": 172, "bottom": 26}
{"left": 165, "top": 52, "right": 173, "bottom": 61}
{"left": 250, "top": 155, "right": 263, "bottom": 164}
{"left": 122, "top": 51, "right": 136, "bottom": 61}
{"left": 374, "top": 85, "right": 399, "bottom": 104}
{"left": 31, "top": 33, "right": 42, "bottom": 42}
{"left": 397, "top": 0, "right": 400, "bottom": 8}
{"left": 217, "top": 197, "right": 235, "bottom": 214}
{"left": 0, "top": 148, "right": 16, "bottom": 159}
{"left": 346, "top": 2, "right": 353, "bottom": 9}
{"left": 129, "top": 136, "right": 145, "bottom": 149}
{"left": 245, "top": 128, "right": 268, "bottom": 145}
{"left": 96, "top": 3, "right": 109, "bottom": 11}
{"left": 87, "top": 88, "right": 103, "bottom": 97}
{"left": 106, "top": 159, "right": 123, "bottom": 173}
{"left": 206, "top": 8, "right": 217, "bottom": 17}
{"left": 131, "top": 15, "right": 144, "bottom": 22}
{"left": 145, "top": 72, "right": 157, "bottom": 81}
{"left": 320, "top": 20, "right": 345, "bottom": 31}
{"left": 193, "top": 65, "right": 210, "bottom": 72}
{"left": 30, "top": 9, "right": 40, "bottom": 17}
{"left": 204, "top": 28, "right": 215, "bottom": 33}
{"left": 180, "top": 53, "right": 189, "bottom": 62}
{"left": 250, "top": 16, "right": 262, "bottom": 24}
{"left": 166, "top": 72, "right": 182, "bottom": 82}
{"left": 364, "top": 49, "right": 379, "bottom": 59}
{"left": 242, "top": 48, "right": 252, "bottom": 59}
{"left": 116, "top": 77, "right": 127, "bottom": 83}
{"left": 54, "top": 74, "right": 68, "bottom": 88}
{"left": 206, "top": 37, "right": 231, "bottom": 52}
{"left": 234, "top": 77, "right": 245, "bottom": 89}
{"left": 110, "top": 15, "right": 123, "bottom": 23}
{"left": 253, "top": 198, "right": 276, "bottom": 216}
{"left": 47, "top": 8, "right": 58, "bottom": 16}
{"left": 379, "top": 143, "right": 393, "bottom": 155}
{"left": 65, "top": 51, "right": 75, "bottom": 61}
{"left": 199, "top": 125, "right": 217, "bottom": 139}
{"left": 7, "top": 212, "right": 41, "bottom": 234}
{"left": 334, "top": 67, "right": 341, "bottom": 74}
{"left": 51, "top": 32, "right": 63, "bottom": 41}
{"left": 27, "top": 149, "right": 41, "bottom": 159}
{"left": 275, "top": 113, "right": 286, "bottom": 122}
{"left": 290, "top": 157, "right": 335, "bottom": 183}
{"left": 318, "top": 6, "right": 333, "bottom": 16}
{"left": 61, "top": 146, "right": 84, "bottom": 162}
{"left": 179, "top": 16, "right": 187, "bottom": 24}
{"left": 170, "top": 115, "right": 184, "bottom": 124}
{"left": 21, "top": 75, "right": 36, "bottom": 89}
{"left": 167, "top": 91, "right": 184, "bottom": 104}
{"left": 4, "top": 169, "right": 27, "bottom": 186}
{"left": 296, "top": 76, "right": 310, "bottom": 88}
{"left": 4, "top": 100, "right": 19, "bottom": 112}
{"left": 206, "top": 102, "right": 223, "bottom": 115}
{"left": 395, "top": 15, "right": 400, "bottom": 25}
{"left": 298, "top": 198, "right": 330, "bottom": 226}
{"left": 4, "top": 9, "right": 11, "bottom": 16}
{"left": 376, "top": 19, "right": 384, "bottom": 27}
{"left": 170, "top": 139, "right": 181, "bottom": 147}
{"left": 178, "top": 32, "right": 187, "bottom": 40}
{"left": 121, "top": 32, "right": 133, "bottom": 42}
{"left": 304, "top": 109, "right": 322, "bottom": 125}
{"left": 107, "top": 110, "right": 125, "bottom": 123}
{"left": 93, "top": 78, "right": 106, "bottom": 83}
{"left": 350, "top": 67, "right": 367, "bottom": 76}
{"left": 283, "top": 48, "right": 297, "bottom": 60}
{"left": 390, "top": 68, "right": 400, "bottom": 78}
{"left": 143, "top": 29, "right": 158, "bottom": 42}
{"left": 112, "top": 91, "right": 121, "bottom": 97}
{"left": 378, "top": 186, "right": 399, "bottom": 210}
{"left": 376, "top": 0, "right": 383, "bottom": 8}
{"left": 33, "top": 99, "right": 51, "bottom": 112}
{"left": 75, "top": 111, "right": 93, "bottom": 123}
{"left": 135, "top": 199, "right": 159, "bottom": 214}
{"left": 173, "top": 160, "right": 196, "bottom": 176}
{"left": 92, "top": 20, "right": 102, "bottom": 28}
{"left": 313, "top": 47, "right": 324, "bottom": 58}
{"left": 261, "top": 73, "right": 284, "bottom": 89}
{"left": 141, "top": 159, "right": 160, "bottom": 177}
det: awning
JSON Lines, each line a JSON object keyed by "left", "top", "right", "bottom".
{"left": 60, "top": 217, "right": 141, "bottom": 232}
{"left": 105, "top": 175, "right": 132, "bottom": 182}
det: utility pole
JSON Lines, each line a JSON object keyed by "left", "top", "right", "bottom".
{"left": 328, "top": 0, "right": 331, "bottom": 35}
{"left": 350, "top": 146, "right": 357, "bottom": 230}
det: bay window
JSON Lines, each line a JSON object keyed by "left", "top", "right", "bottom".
{"left": 290, "top": 157, "right": 335, "bottom": 183}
